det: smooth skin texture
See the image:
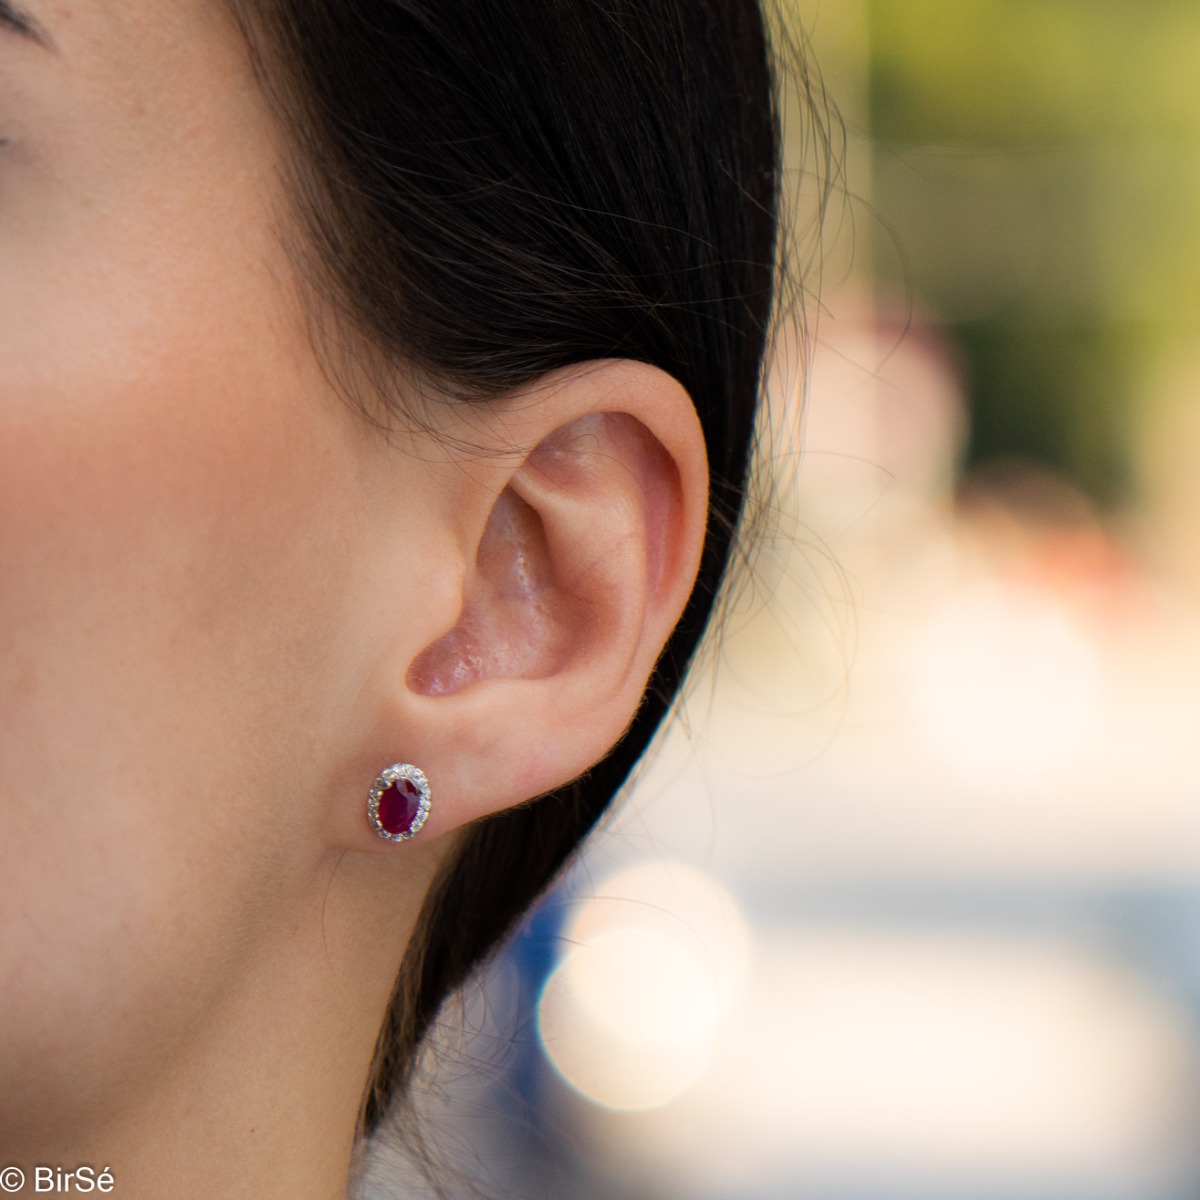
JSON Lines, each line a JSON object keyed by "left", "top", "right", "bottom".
{"left": 0, "top": 3, "right": 708, "bottom": 1198}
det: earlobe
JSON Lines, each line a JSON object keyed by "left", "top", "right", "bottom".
{"left": 377, "top": 361, "right": 708, "bottom": 841}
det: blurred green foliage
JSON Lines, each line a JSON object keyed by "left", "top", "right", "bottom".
{"left": 863, "top": 0, "right": 1200, "bottom": 500}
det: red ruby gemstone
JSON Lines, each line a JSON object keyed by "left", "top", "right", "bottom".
{"left": 379, "top": 778, "right": 421, "bottom": 836}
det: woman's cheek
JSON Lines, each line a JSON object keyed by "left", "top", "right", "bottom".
{"left": 0, "top": 179, "right": 368, "bottom": 1141}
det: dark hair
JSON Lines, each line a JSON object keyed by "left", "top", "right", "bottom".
{"left": 229, "top": 0, "right": 795, "bottom": 1136}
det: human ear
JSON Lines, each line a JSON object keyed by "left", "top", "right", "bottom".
{"left": 370, "top": 360, "right": 708, "bottom": 842}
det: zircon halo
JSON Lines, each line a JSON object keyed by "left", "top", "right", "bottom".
{"left": 367, "top": 763, "right": 431, "bottom": 842}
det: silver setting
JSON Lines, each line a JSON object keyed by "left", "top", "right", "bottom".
{"left": 367, "top": 762, "right": 432, "bottom": 842}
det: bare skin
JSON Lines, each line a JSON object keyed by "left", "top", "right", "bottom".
{"left": 0, "top": 3, "right": 708, "bottom": 1197}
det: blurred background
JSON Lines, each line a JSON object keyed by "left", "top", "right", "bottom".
{"left": 364, "top": 3, "right": 1200, "bottom": 1197}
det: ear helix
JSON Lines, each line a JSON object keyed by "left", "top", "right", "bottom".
{"left": 367, "top": 763, "right": 431, "bottom": 841}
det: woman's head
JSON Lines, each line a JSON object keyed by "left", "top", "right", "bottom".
{"left": 0, "top": 0, "right": 783, "bottom": 1189}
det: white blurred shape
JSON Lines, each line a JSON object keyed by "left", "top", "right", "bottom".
{"left": 537, "top": 862, "right": 752, "bottom": 1111}
{"left": 910, "top": 583, "right": 1103, "bottom": 787}
{"left": 610, "top": 931, "right": 1195, "bottom": 1195}
{"left": 565, "top": 861, "right": 753, "bottom": 1012}
{"left": 538, "top": 930, "right": 716, "bottom": 1111}
{"left": 564, "top": 927, "right": 720, "bottom": 1049}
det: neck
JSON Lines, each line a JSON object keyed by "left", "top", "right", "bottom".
{"left": 6, "top": 849, "right": 435, "bottom": 1200}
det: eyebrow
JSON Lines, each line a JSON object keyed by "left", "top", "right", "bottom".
{"left": 0, "top": 0, "right": 52, "bottom": 49}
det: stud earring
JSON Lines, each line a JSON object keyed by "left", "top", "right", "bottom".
{"left": 367, "top": 763, "right": 431, "bottom": 842}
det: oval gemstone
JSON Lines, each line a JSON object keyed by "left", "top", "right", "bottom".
{"left": 378, "top": 777, "right": 421, "bottom": 836}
